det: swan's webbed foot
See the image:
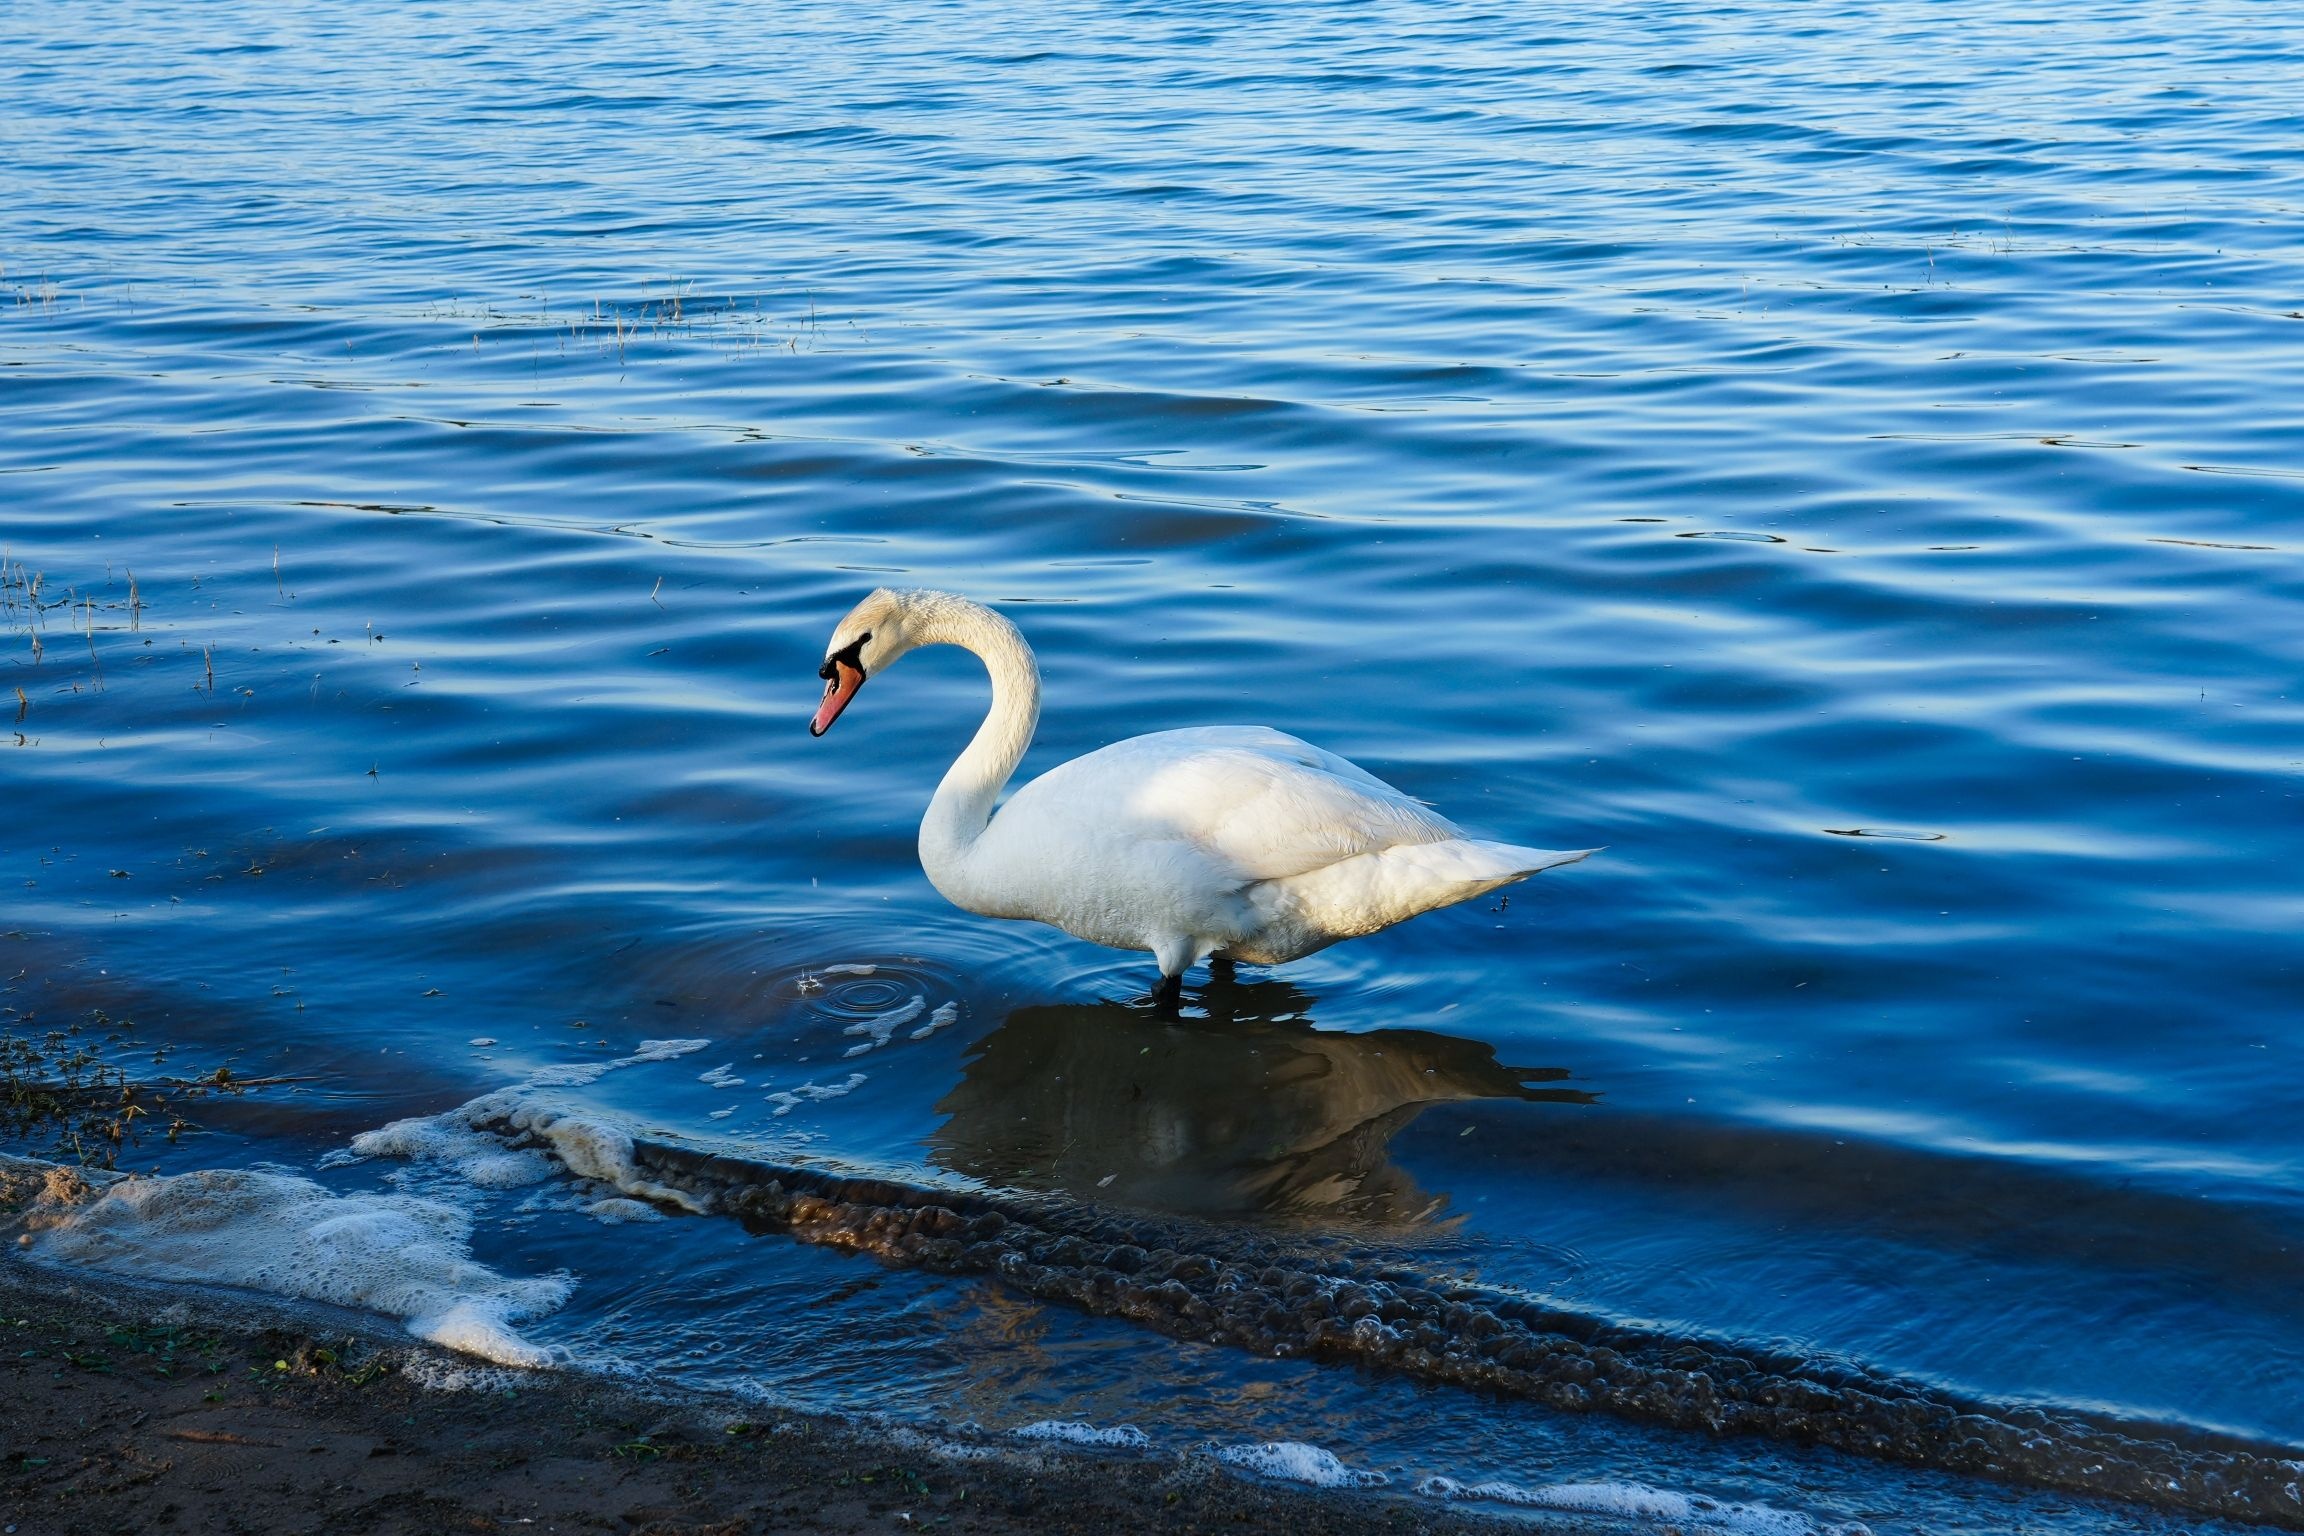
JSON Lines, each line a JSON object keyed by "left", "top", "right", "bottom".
{"left": 1152, "top": 972, "right": 1183, "bottom": 1016}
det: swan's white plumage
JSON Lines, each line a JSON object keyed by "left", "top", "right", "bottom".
{"left": 813, "top": 589, "right": 1593, "bottom": 982}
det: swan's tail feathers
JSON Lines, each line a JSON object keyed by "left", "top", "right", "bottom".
{"left": 1261, "top": 840, "right": 1599, "bottom": 951}
{"left": 1469, "top": 842, "right": 1602, "bottom": 880}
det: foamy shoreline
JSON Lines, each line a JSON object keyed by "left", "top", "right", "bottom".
{"left": 6, "top": 1151, "right": 1873, "bottom": 1536}
{"left": 0, "top": 1252, "right": 1538, "bottom": 1536}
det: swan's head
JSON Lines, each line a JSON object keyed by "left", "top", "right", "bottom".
{"left": 810, "top": 586, "right": 913, "bottom": 737}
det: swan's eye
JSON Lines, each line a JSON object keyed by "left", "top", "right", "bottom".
{"left": 819, "top": 633, "right": 869, "bottom": 681}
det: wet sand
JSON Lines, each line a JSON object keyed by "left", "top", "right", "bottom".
{"left": 0, "top": 1256, "right": 1514, "bottom": 1536}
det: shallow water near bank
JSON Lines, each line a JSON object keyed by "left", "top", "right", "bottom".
{"left": 6, "top": 0, "right": 2304, "bottom": 1530}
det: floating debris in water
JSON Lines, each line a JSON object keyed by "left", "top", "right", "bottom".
{"left": 797, "top": 959, "right": 910, "bottom": 999}
{"left": 2, "top": 1013, "right": 294, "bottom": 1169}
{"left": 1822, "top": 827, "right": 1947, "bottom": 842}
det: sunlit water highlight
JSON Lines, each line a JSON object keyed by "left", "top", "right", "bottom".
{"left": 5, "top": 0, "right": 2303, "bottom": 1530}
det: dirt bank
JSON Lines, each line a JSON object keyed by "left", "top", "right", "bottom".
{"left": 0, "top": 1255, "right": 1514, "bottom": 1536}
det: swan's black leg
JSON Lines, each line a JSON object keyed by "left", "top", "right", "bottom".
{"left": 1208, "top": 957, "right": 1237, "bottom": 983}
{"left": 1152, "top": 972, "right": 1183, "bottom": 1015}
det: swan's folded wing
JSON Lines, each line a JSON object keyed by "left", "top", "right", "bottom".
{"left": 1106, "top": 727, "right": 1466, "bottom": 884}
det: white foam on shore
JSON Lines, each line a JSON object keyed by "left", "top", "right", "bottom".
{"left": 399, "top": 1353, "right": 526, "bottom": 1393}
{"left": 353, "top": 1089, "right": 709, "bottom": 1215}
{"left": 35, "top": 1042, "right": 746, "bottom": 1372}
{"left": 31, "top": 1167, "right": 570, "bottom": 1367}
{"left": 1417, "top": 1477, "right": 1853, "bottom": 1535}
{"left": 332, "top": 1110, "right": 557, "bottom": 1189}
{"left": 882, "top": 1425, "right": 1001, "bottom": 1463}
{"left": 1216, "top": 1441, "right": 1388, "bottom": 1488}
{"left": 1013, "top": 1420, "right": 1150, "bottom": 1449}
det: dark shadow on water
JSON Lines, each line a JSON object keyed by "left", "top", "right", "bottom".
{"left": 930, "top": 975, "right": 1593, "bottom": 1224}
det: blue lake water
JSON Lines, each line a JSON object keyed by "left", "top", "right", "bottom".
{"left": 5, "top": 0, "right": 2303, "bottom": 1529}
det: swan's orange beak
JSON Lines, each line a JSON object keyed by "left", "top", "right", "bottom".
{"left": 810, "top": 659, "right": 865, "bottom": 737}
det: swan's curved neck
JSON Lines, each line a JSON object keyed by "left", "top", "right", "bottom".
{"left": 912, "top": 594, "right": 1039, "bottom": 893}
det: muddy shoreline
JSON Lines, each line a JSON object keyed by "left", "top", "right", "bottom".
{"left": 0, "top": 1256, "right": 1522, "bottom": 1536}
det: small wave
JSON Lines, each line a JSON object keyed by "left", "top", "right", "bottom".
{"left": 333, "top": 1110, "right": 557, "bottom": 1189}
{"left": 1419, "top": 1477, "right": 1862, "bottom": 1535}
{"left": 346, "top": 1090, "right": 710, "bottom": 1216}
{"left": 1216, "top": 1441, "right": 1386, "bottom": 1489}
{"left": 383, "top": 1100, "right": 2298, "bottom": 1529}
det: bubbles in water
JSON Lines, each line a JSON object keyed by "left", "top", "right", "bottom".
{"left": 1012, "top": 1420, "right": 1150, "bottom": 1450}
{"left": 528, "top": 1037, "right": 711, "bottom": 1088}
{"left": 842, "top": 993, "right": 926, "bottom": 1056}
{"left": 1416, "top": 1477, "right": 1850, "bottom": 1535}
{"left": 765, "top": 1072, "right": 867, "bottom": 1117}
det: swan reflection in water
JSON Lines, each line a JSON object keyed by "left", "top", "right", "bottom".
{"left": 931, "top": 977, "right": 1593, "bottom": 1224}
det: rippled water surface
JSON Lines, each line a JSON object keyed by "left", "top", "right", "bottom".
{"left": 6, "top": 0, "right": 2303, "bottom": 1529}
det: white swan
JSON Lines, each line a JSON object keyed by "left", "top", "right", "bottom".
{"left": 810, "top": 589, "right": 1595, "bottom": 1006}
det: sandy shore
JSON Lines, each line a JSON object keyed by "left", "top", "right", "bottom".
{"left": 0, "top": 1256, "right": 1510, "bottom": 1536}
